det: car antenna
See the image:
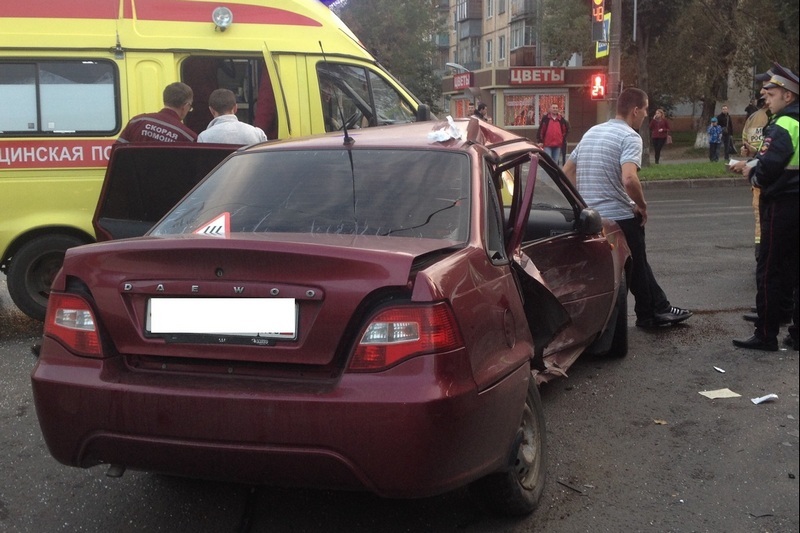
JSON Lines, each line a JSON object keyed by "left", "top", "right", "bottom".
{"left": 319, "top": 41, "right": 354, "bottom": 146}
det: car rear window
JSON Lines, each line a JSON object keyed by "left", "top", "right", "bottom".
{"left": 152, "top": 149, "right": 470, "bottom": 241}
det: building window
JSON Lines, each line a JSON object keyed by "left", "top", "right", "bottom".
{"left": 454, "top": 98, "right": 472, "bottom": 118}
{"left": 456, "top": 0, "right": 467, "bottom": 21}
{"left": 504, "top": 92, "right": 567, "bottom": 128}
{"left": 510, "top": 20, "right": 535, "bottom": 49}
{"left": 499, "top": 35, "right": 506, "bottom": 60}
{"left": 486, "top": 39, "right": 493, "bottom": 65}
{"left": 487, "top": 0, "right": 494, "bottom": 18}
{"left": 498, "top": 0, "right": 506, "bottom": 14}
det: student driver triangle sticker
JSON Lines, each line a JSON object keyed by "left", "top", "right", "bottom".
{"left": 194, "top": 212, "right": 230, "bottom": 238}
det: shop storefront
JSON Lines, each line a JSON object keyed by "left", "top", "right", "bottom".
{"left": 444, "top": 66, "right": 608, "bottom": 144}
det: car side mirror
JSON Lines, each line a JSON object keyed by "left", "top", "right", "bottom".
{"left": 578, "top": 208, "right": 603, "bottom": 235}
{"left": 416, "top": 104, "right": 431, "bottom": 122}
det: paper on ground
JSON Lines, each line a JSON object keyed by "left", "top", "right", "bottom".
{"left": 751, "top": 393, "right": 778, "bottom": 405}
{"left": 699, "top": 388, "right": 741, "bottom": 399}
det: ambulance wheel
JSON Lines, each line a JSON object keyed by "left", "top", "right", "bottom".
{"left": 7, "top": 234, "right": 85, "bottom": 321}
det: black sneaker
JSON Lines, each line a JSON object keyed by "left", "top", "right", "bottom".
{"left": 654, "top": 306, "right": 693, "bottom": 325}
{"left": 636, "top": 307, "right": 692, "bottom": 328}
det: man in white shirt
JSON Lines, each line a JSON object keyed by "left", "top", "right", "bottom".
{"left": 197, "top": 88, "right": 268, "bottom": 145}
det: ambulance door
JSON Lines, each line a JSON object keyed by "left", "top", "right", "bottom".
{"left": 310, "top": 60, "right": 418, "bottom": 134}
{"left": 179, "top": 52, "right": 287, "bottom": 141}
{"left": 271, "top": 52, "right": 312, "bottom": 137}
{"left": 259, "top": 45, "right": 290, "bottom": 140}
{"left": 123, "top": 53, "right": 174, "bottom": 120}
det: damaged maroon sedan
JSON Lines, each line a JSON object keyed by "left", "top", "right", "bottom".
{"left": 32, "top": 119, "right": 630, "bottom": 516}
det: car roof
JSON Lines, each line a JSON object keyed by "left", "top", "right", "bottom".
{"left": 243, "top": 118, "right": 541, "bottom": 162}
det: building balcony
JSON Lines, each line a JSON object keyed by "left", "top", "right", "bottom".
{"left": 457, "top": 19, "right": 483, "bottom": 39}
{"left": 510, "top": 45, "right": 536, "bottom": 66}
{"left": 456, "top": 0, "right": 483, "bottom": 22}
{"left": 510, "top": 0, "right": 536, "bottom": 19}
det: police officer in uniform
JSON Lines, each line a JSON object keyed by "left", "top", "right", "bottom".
{"left": 732, "top": 63, "right": 799, "bottom": 351}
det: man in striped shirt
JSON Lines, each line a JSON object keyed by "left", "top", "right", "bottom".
{"left": 563, "top": 88, "right": 692, "bottom": 329}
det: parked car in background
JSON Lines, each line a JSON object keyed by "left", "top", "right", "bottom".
{"left": 31, "top": 118, "right": 630, "bottom": 516}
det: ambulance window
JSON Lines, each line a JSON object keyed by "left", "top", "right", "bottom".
{"left": 0, "top": 60, "right": 118, "bottom": 135}
{"left": 317, "top": 63, "right": 415, "bottom": 133}
{"left": 369, "top": 72, "right": 415, "bottom": 125}
{"left": 0, "top": 64, "right": 36, "bottom": 133}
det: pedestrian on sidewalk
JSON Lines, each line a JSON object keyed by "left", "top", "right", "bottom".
{"left": 537, "top": 103, "right": 569, "bottom": 164}
{"left": 716, "top": 105, "right": 736, "bottom": 159}
{"left": 707, "top": 117, "right": 722, "bottom": 161}
{"left": 649, "top": 108, "right": 671, "bottom": 164}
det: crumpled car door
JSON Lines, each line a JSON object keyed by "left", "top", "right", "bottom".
{"left": 502, "top": 153, "right": 571, "bottom": 369}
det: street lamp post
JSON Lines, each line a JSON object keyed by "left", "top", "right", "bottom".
{"left": 445, "top": 62, "right": 469, "bottom": 73}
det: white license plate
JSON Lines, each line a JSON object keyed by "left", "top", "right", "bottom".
{"left": 147, "top": 298, "right": 297, "bottom": 339}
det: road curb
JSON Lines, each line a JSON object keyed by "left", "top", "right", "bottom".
{"left": 641, "top": 177, "right": 749, "bottom": 189}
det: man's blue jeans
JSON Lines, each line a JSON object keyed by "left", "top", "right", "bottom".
{"left": 543, "top": 146, "right": 561, "bottom": 163}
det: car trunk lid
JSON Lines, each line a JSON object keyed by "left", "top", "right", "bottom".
{"left": 62, "top": 234, "right": 455, "bottom": 369}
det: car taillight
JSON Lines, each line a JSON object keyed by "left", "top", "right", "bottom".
{"left": 348, "top": 302, "right": 464, "bottom": 372}
{"left": 44, "top": 293, "right": 102, "bottom": 357}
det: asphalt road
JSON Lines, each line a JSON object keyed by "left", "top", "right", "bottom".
{"left": 1, "top": 184, "right": 797, "bottom": 532}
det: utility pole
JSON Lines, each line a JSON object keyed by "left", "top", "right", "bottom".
{"left": 607, "top": 0, "right": 622, "bottom": 119}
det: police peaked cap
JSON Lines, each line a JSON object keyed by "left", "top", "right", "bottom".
{"left": 762, "top": 63, "right": 799, "bottom": 95}
{"left": 754, "top": 69, "right": 774, "bottom": 82}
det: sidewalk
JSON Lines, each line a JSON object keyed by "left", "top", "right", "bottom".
{"left": 640, "top": 177, "right": 748, "bottom": 189}
{"left": 642, "top": 146, "right": 749, "bottom": 189}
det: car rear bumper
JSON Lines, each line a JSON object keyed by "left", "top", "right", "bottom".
{"left": 31, "top": 337, "right": 529, "bottom": 498}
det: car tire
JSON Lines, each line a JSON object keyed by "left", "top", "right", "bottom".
{"left": 471, "top": 380, "right": 547, "bottom": 516}
{"left": 606, "top": 272, "right": 628, "bottom": 358}
{"left": 7, "top": 234, "right": 85, "bottom": 321}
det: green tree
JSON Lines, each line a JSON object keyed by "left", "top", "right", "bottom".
{"left": 640, "top": 0, "right": 798, "bottom": 147}
{"left": 541, "top": 0, "right": 798, "bottom": 151}
{"left": 334, "top": 0, "right": 443, "bottom": 110}
{"left": 539, "top": 0, "right": 595, "bottom": 65}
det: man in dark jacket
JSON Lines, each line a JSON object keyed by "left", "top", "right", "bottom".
{"left": 732, "top": 63, "right": 799, "bottom": 351}
{"left": 117, "top": 82, "right": 198, "bottom": 144}
{"left": 537, "top": 104, "right": 569, "bottom": 164}
{"left": 716, "top": 104, "right": 736, "bottom": 160}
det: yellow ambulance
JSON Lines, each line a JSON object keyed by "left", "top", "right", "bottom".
{"left": 0, "top": 0, "right": 429, "bottom": 320}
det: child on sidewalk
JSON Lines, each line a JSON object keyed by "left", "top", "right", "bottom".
{"left": 707, "top": 117, "right": 722, "bottom": 162}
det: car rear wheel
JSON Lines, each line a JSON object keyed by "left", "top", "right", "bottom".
{"left": 471, "top": 380, "right": 546, "bottom": 516}
{"left": 7, "top": 234, "right": 85, "bottom": 321}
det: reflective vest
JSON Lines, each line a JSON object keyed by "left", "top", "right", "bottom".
{"left": 775, "top": 114, "right": 799, "bottom": 170}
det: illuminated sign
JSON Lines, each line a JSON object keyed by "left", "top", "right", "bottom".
{"left": 453, "top": 72, "right": 473, "bottom": 90}
{"left": 592, "top": 0, "right": 605, "bottom": 22}
{"left": 590, "top": 73, "right": 606, "bottom": 100}
{"left": 591, "top": 0, "right": 606, "bottom": 41}
{"left": 509, "top": 67, "right": 565, "bottom": 85}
